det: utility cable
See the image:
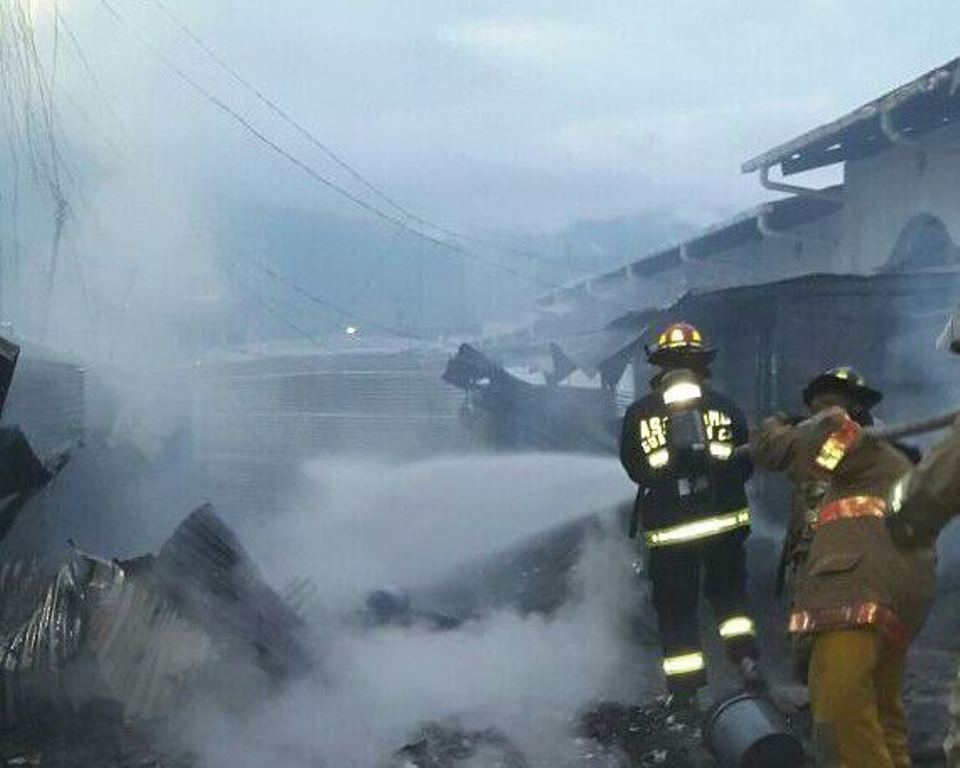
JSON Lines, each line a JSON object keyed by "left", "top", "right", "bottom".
{"left": 56, "top": 7, "right": 124, "bottom": 129}
{"left": 142, "top": 0, "right": 559, "bottom": 270}
{"left": 143, "top": 0, "right": 439, "bottom": 232}
{"left": 237, "top": 251, "right": 429, "bottom": 341}
{"left": 97, "top": 0, "right": 562, "bottom": 292}
{"left": 38, "top": 9, "right": 431, "bottom": 346}
{"left": 219, "top": 256, "right": 332, "bottom": 351}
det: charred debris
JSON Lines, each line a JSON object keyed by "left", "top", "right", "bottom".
{"left": 0, "top": 334, "right": 313, "bottom": 765}
{"left": 0, "top": 333, "right": 695, "bottom": 768}
{"left": 444, "top": 270, "right": 960, "bottom": 463}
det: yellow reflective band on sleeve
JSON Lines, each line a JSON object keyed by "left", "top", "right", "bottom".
{"left": 662, "top": 651, "right": 705, "bottom": 677}
{"left": 816, "top": 436, "right": 847, "bottom": 471}
{"left": 709, "top": 442, "right": 733, "bottom": 460}
{"left": 662, "top": 381, "right": 702, "bottom": 405}
{"left": 645, "top": 509, "right": 750, "bottom": 548}
{"left": 647, "top": 448, "right": 670, "bottom": 469}
{"left": 718, "top": 616, "right": 756, "bottom": 639}
{"left": 815, "top": 419, "right": 861, "bottom": 472}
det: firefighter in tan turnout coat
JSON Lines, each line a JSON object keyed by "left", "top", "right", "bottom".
{"left": 773, "top": 369, "right": 888, "bottom": 610}
{"left": 753, "top": 372, "right": 937, "bottom": 768}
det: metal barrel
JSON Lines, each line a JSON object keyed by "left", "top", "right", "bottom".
{"left": 703, "top": 692, "right": 805, "bottom": 768}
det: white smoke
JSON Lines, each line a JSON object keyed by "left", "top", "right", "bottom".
{"left": 241, "top": 453, "right": 636, "bottom": 611}
{"left": 177, "top": 453, "right": 653, "bottom": 768}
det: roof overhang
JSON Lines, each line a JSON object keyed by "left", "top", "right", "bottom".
{"left": 743, "top": 57, "right": 960, "bottom": 176}
{"left": 535, "top": 191, "right": 842, "bottom": 310}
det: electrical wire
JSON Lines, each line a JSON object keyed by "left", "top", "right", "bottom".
{"left": 143, "top": 0, "right": 437, "bottom": 231}
{"left": 97, "top": 0, "right": 563, "bottom": 293}
{"left": 141, "top": 0, "right": 561, "bottom": 270}
{"left": 39, "top": 9, "right": 434, "bottom": 347}
{"left": 57, "top": 6, "right": 124, "bottom": 129}
{"left": 220, "top": 258, "right": 332, "bottom": 351}
{"left": 237, "top": 251, "right": 429, "bottom": 341}
{"left": 56, "top": 0, "right": 640, "bottom": 350}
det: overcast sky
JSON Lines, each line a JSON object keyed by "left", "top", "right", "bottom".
{"left": 51, "top": 0, "right": 960, "bottom": 233}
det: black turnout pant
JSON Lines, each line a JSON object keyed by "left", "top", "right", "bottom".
{"left": 648, "top": 529, "right": 757, "bottom": 696}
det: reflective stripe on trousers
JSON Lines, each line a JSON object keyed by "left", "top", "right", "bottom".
{"left": 645, "top": 508, "right": 750, "bottom": 548}
{"left": 662, "top": 651, "right": 705, "bottom": 677}
{"left": 718, "top": 615, "right": 755, "bottom": 639}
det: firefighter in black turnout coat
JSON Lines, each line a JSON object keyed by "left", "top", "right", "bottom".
{"left": 620, "top": 323, "right": 759, "bottom": 701}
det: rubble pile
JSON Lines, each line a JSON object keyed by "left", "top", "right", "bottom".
{"left": 388, "top": 720, "right": 529, "bottom": 768}
{"left": 384, "top": 700, "right": 721, "bottom": 767}
{"left": 0, "top": 703, "right": 194, "bottom": 768}
{"left": 0, "top": 503, "right": 311, "bottom": 762}
{"left": 578, "top": 701, "right": 712, "bottom": 768}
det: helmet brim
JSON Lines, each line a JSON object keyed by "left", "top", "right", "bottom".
{"left": 647, "top": 346, "right": 716, "bottom": 368}
{"left": 802, "top": 375, "right": 883, "bottom": 410}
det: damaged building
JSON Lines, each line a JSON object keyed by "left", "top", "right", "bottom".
{"left": 0, "top": 46, "right": 958, "bottom": 768}
{"left": 452, "top": 57, "right": 960, "bottom": 456}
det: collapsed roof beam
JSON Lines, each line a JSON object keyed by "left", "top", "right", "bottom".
{"left": 759, "top": 165, "right": 843, "bottom": 203}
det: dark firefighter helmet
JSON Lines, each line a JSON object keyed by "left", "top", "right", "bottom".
{"left": 803, "top": 366, "right": 883, "bottom": 410}
{"left": 647, "top": 322, "right": 716, "bottom": 368}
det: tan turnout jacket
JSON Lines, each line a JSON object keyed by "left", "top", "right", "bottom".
{"left": 752, "top": 409, "right": 936, "bottom": 646}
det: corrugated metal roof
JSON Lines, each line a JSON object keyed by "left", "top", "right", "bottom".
{"left": 743, "top": 57, "right": 960, "bottom": 175}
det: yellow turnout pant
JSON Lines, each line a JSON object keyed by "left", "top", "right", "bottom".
{"left": 808, "top": 629, "right": 910, "bottom": 768}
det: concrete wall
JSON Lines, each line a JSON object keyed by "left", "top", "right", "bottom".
{"left": 619, "top": 121, "right": 960, "bottom": 306}
{"left": 840, "top": 122, "right": 960, "bottom": 272}
{"left": 600, "top": 213, "right": 842, "bottom": 314}
{"left": 685, "top": 216, "right": 842, "bottom": 290}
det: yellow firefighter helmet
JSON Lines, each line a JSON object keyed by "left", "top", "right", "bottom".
{"left": 647, "top": 322, "right": 716, "bottom": 367}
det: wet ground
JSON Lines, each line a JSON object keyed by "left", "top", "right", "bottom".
{"left": 0, "top": 711, "right": 192, "bottom": 768}
{"left": 0, "top": 660, "right": 952, "bottom": 768}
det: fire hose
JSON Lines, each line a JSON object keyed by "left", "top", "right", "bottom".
{"left": 733, "top": 409, "right": 960, "bottom": 461}
{"left": 872, "top": 409, "right": 959, "bottom": 441}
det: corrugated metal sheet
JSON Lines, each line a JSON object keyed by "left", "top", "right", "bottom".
{"left": 88, "top": 576, "right": 211, "bottom": 720}
{"left": 195, "top": 355, "right": 464, "bottom": 450}
{"left": 191, "top": 349, "right": 468, "bottom": 510}
{"left": 0, "top": 506, "right": 310, "bottom": 726}
{"left": 0, "top": 554, "right": 114, "bottom": 728}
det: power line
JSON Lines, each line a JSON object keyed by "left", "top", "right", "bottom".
{"left": 41, "top": 9, "right": 431, "bottom": 346}
{"left": 141, "top": 0, "right": 559, "bottom": 271}
{"left": 237, "top": 251, "right": 429, "bottom": 341}
{"left": 97, "top": 0, "right": 561, "bottom": 293}
{"left": 220, "top": 257, "right": 331, "bottom": 351}
{"left": 56, "top": 6, "right": 124, "bottom": 129}
{"left": 143, "top": 0, "right": 438, "bottom": 232}
{"left": 85, "top": 0, "right": 640, "bottom": 339}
